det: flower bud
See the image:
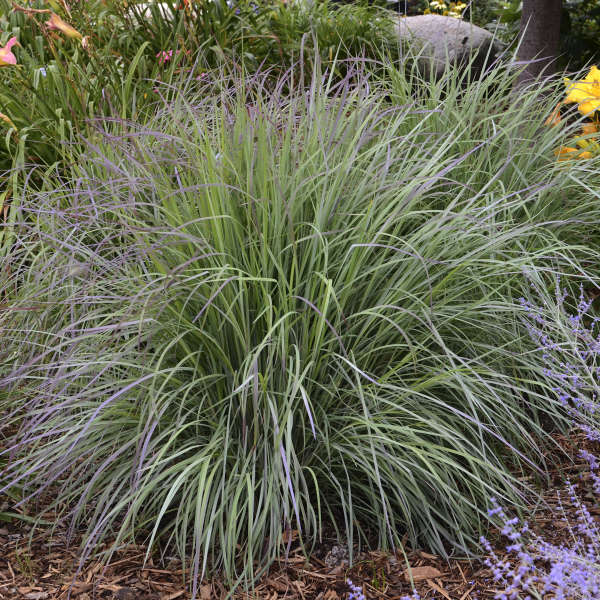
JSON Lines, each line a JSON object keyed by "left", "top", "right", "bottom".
{"left": 47, "top": 13, "right": 83, "bottom": 40}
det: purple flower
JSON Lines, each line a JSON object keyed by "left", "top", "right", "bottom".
{"left": 483, "top": 283, "right": 600, "bottom": 600}
{"left": 580, "top": 449, "right": 600, "bottom": 470}
{"left": 346, "top": 579, "right": 366, "bottom": 600}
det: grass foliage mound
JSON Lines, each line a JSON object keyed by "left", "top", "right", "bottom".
{"left": 2, "top": 60, "right": 600, "bottom": 588}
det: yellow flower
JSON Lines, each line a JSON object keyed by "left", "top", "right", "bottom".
{"left": 564, "top": 65, "right": 600, "bottom": 116}
{"left": 427, "top": 0, "right": 464, "bottom": 17}
{"left": 46, "top": 13, "right": 82, "bottom": 40}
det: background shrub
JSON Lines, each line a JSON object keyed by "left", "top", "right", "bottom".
{"left": 478, "top": 0, "right": 600, "bottom": 70}
{"left": 0, "top": 0, "right": 398, "bottom": 176}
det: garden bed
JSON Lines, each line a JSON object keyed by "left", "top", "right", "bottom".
{"left": 2, "top": 4, "right": 600, "bottom": 600}
{"left": 1, "top": 431, "right": 595, "bottom": 600}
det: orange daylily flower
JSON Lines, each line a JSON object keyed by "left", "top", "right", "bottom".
{"left": 554, "top": 146, "right": 593, "bottom": 161}
{"left": 46, "top": 13, "right": 82, "bottom": 40}
{"left": 0, "top": 37, "right": 19, "bottom": 67}
{"left": 545, "top": 101, "right": 562, "bottom": 127}
{"left": 555, "top": 146, "right": 578, "bottom": 156}
{"left": 582, "top": 122, "right": 599, "bottom": 136}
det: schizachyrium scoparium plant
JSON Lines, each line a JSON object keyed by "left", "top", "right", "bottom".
{"left": 1, "top": 58, "right": 600, "bottom": 594}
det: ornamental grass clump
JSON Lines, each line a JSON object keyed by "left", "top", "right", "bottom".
{"left": 1, "top": 60, "right": 600, "bottom": 591}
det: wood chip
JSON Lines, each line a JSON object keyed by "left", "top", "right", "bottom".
{"left": 459, "top": 583, "right": 477, "bottom": 600}
{"left": 403, "top": 566, "right": 444, "bottom": 581}
{"left": 71, "top": 582, "right": 93, "bottom": 595}
{"left": 162, "top": 590, "right": 185, "bottom": 600}
{"left": 200, "top": 584, "right": 212, "bottom": 600}
{"left": 427, "top": 579, "right": 452, "bottom": 600}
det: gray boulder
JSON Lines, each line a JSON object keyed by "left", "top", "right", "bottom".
{"left": 395, "top": 14, "right": 504, "bottom": 78}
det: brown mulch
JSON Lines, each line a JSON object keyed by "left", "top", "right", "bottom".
{"left": 0, "top": 431, "right": 597, "bottom": 600}
{"left": 0, "top": 528, "right": 494, "bottom": 600}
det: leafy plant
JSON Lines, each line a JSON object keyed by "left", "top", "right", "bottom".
{"left": 0, "top": 0, "right": 205, "bottom": 262}
{"left": 0, "top": 0, "right": 200, "bottom": 168}
{"left": 238, "top": 0, "right": 399, "bottom": 72}
{"left": 1, "top": 55, "right": 600, "bottom": 593}
{"left": 562, "top": 0, "right": 600, "bottom": 70}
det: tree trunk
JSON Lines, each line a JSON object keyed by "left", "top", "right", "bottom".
{"left": 516, "top": 0, "right": 562, "bottom": 86}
